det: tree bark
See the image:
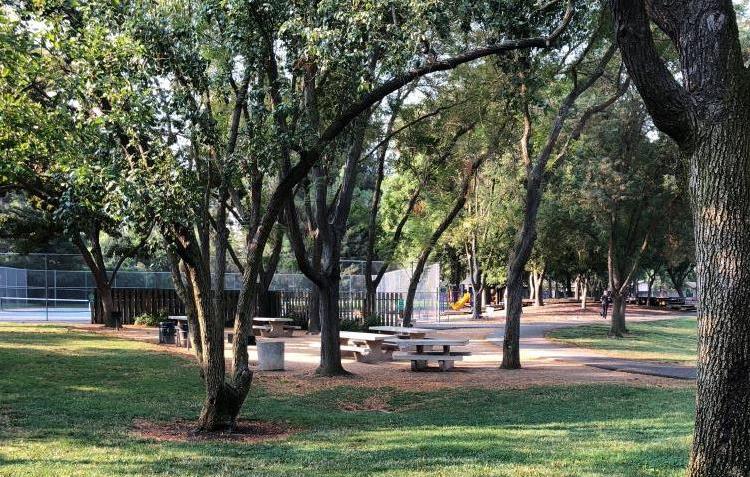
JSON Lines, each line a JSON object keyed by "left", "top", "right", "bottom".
{"left": 317, "top": 279, "right": 347, "bottom": 376}
{"left": 533, "top": 268, "right": 545, "bottom": 306}
{"left": 98, "top": 283, "right": 115, "bottom": 328}
{"left": 612, "top": 2, "right": 750, "bottom": 473}
{"left": 688, "top": 123, "right": 750, "bottom": 476}
{"left": 609, "top": 291, "right": 628, "bottom": 337}
{"left": 580, "top": 277, "right": 588, "bottom": 309}
{"left": 528, "top": 273, "right": 536, "bottom": 301}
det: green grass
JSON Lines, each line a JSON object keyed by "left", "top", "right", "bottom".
{"left": 0, "top": 324, "right": 695, "bottom": 476}
{"left": 547, "top": 317, "right": 697, "bottom": 363}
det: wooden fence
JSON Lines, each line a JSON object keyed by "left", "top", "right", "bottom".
{"left": 94, "top": 288, "right": 404, "bottom": 326}
{"left": 92, "top": 288, "right": 279, "bottom": 325}
{"left": 278, "top": 291, "right": 404, "bottom": 326}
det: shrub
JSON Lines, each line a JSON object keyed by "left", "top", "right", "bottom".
{"left": 287, "top": 310, "right": 309, "bottom": 331}
{"left": 133, "top": 311, "right": 168, "bottom": 327}
{"left": 339, "top": 314, "right": 383, "bottom": 332}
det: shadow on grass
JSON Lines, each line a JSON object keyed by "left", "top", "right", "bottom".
{"left": 0, "top": 325, "right": 694, "bottom": 476}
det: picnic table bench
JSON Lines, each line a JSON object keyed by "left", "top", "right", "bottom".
{"left": 339, "top": 331, "right": 394, "bottom": 363}
{"left": 388, "top": 338, "right": 471, "bottom": 371}
{"left": 310, "top": 331, "right": 394, "bottom": 363}
{"left": 253, "top": 317, "right": 298, "bottom": 338}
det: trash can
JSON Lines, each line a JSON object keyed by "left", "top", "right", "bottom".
{"left": 257, "top": 341, "right": 284, "bottom": 371}
{"left": 159, "top": 322, "right": 176, "bottom": 344}
{"left": 112, "top": 311, "right": 122, "bottom": 330}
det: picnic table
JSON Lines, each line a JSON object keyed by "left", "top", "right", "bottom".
{"left": 338, "top": 331, "right": 394, "bottom": 363}
{"left": 389, "top": 338, "right": 471, "bottom": 371}
{"left": 253, "top": 317, "right": 298, "bottom": 338}
{"left": 369, "top": 325, "right": 432, "bottom": 339}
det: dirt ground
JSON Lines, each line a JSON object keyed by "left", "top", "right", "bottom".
{"left": 71, "top": 301, "right": 695, "bottom": 394}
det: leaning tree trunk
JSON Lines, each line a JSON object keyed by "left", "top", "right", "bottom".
{"left": 687, "top": 121, "right": 750, "bottom": 477}
{"left": 533, "top": 271, "right": 544, "bottom": 307}
{"left": 609, "top": 291, "right": 628, "bottom": 337}
{"left": 502, "top": 173, "right": 544, "bottom": 369}
{"left": 528, "top": 274, "right": 536, "bottom": 301}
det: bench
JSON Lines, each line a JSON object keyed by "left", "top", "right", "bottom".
{"left": 388, "top": 338, "right": 471, "bottom": 371}
{"left": 393, "top": 351, "right": 472, "bottom": 371}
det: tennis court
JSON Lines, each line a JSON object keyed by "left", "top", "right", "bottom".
{"left": 0, "top": 297, "right": 91, "bottom": 322}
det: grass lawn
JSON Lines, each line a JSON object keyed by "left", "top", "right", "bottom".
{"left": 546, "top": 317, "right": 697, "bottom": 363}
{"left": 0, "top": 324, "right": 694, "bottom": 476}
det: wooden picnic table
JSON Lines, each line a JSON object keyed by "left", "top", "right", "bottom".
{"left": 389, "top": 338, "right": 471, "bottom": 371}
{"left": 338, "top": 331, "right": 394, "bottom": 363}
{"left": 253, "top": 317, "right": 296, "bottom": 338}
{"left": 369, "top": 326, "right": 432, "bottom": 339}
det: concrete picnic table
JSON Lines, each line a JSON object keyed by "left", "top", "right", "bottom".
{"left": 253, "top": 317, "right": 296, "bottom": 338}
{"left": 389, "top": 337, "right": 471, "bottom": 371}
{"left": 338, "top": 331, "right": 395, "bottom": 363}
{"left": 369, "top": 325, "right": 432, "bottom": 339}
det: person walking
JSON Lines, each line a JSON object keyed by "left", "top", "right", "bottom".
{"left": 600, "top": 290, "right": 612, "bottom": 319}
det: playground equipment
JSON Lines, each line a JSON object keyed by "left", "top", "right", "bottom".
{"left": 449, "top": 292, "right": 471, "bottom": 311}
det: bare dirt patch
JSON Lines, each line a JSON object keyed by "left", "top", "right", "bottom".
{"left": 338, "top": 393, "right": 394, "bottom": 412}
{"left": 131, "top": 418, "right": 297, "bottom": 443}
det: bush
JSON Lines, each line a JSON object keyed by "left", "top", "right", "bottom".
{"left": 287, "top": 310, "right": 309, "bottom": 331}
{"left": 339, "top": 314, "right": 383, "bottom": 332}
{"left": 133, "top": 311, "right": 168, "bottom": 327}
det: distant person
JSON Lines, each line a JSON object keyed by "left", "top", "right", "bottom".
{"left": 600, "top": 290, "right": 612, "bottom": 319}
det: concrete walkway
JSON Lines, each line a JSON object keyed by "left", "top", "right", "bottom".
{"left": 418, "top": 311, "right": 697, "bottom": 380}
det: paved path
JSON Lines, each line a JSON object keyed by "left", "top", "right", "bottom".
{"left": 418, "top": 313, "right": 697, "bottom": 380}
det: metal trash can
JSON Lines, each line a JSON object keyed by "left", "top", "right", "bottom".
{"left": 159, "top": 322, "right": 176, "bottom": 344}
{"left": 257, "top": 341, "right": 284, "bottom": 371}
{"left": 112, "top": 311, "right": 122, "bottom": 330}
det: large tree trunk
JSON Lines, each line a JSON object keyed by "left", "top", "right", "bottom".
{"left": 187, "top": 269, "right": 232, "bottom": 431}
{"left": 98, "top": 283, "right": 115, "bottom": 328}
{"left": 611, "top": 3, "right": 750, "bottom": 471}
{"left": 609, "top": 291, "right": 628, "bottom": 337}
{"left": 501, "top": 268, "right": 525, "bottom": 369}
{"left": 471, "top": 285, "right": 483, "bottom": 320}
{"left": 317, "top": 279, "right": 347, "bottom": 376}
{"left": 687, "top": 122, "right": 750, "bottom": 477}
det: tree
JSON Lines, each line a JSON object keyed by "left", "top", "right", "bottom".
{"left": 500, "top": 12, "right": 627, "bottom": 369}
{"left": 133, "top": 0, "right": 578, "bottom": 428}
{"left": 576, "top": 96, "right": 681, "bottom": 336}
{"left": 0, "top": 2, "right": 154, "bottom": 327}
{"left": 610, "top": 2, "right": 750, "bottom": 473}
{"left": 662, "top": 199, "right": 695, "bottom": 298}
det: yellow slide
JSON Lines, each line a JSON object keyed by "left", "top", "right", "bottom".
{"left": 449, "top": 292, "right": 471, "bottom": 311}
